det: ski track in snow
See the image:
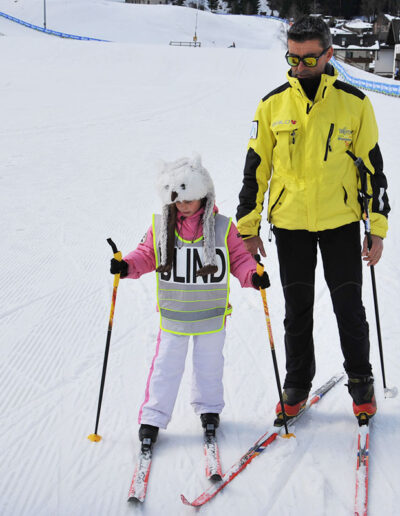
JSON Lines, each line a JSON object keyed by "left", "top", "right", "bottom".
{"left": 1, "top": 2, "right": 400, "bottom": 515}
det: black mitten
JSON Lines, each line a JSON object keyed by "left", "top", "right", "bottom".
{"left": 252, "top": 271, "right": 270, "bottom": 289}
{"left": 110, "top": 258, "right": 129, "bottom": 278}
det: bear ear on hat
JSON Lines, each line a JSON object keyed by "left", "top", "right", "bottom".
{"left": 190, "top": 153, "right": 202, "bottom": 171}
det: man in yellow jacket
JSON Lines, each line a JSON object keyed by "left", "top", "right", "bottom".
{"left": 236, "top": 16, "right": 390, "bottom": 423}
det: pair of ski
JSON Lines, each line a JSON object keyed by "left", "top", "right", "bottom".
{"left": 127, "top": 372, "right": 370, "bottom": 514}
{"left": 127, "top": 426, "right": 222, "bottom": 503}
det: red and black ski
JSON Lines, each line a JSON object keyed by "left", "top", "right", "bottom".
{"left": 354, "top": 418, "right": 370, "bottom": 516}
{"left": 181, "top": 372, "right": 344, "bottom": 507}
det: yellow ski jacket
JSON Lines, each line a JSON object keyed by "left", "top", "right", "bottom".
{"left": 236, "top": 65, "right": 390, "bottom": 239}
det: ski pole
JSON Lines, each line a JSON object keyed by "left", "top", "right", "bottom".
{"left": 255, "top": 255, "right": 294, "bottom": 438}
{"left": 346, "top": 151, "right": 398, "bottom": 399}
{"left": 88, "top": 238, "right": 123, "bottom": 442}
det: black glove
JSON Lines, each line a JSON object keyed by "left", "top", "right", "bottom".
{"left": 252, "top": 271, "right": 270, "bottom": 289}
{"left": 110, "top": 258, "right": 129, "bottom": 278}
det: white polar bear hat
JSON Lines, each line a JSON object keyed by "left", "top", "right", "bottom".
{"left": 156, "top": 154, "right": 217, "bottom": 275}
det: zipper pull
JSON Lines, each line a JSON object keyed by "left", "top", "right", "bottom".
{"left": 291, "top": 130, "right": 296, "bottom": 144}
{"left": 268, "top": 224, "right": 273, "bottom": 242}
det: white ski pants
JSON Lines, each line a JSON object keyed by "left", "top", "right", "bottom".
{"left": 138, "top": 328, "right": 226, "bottom": 429}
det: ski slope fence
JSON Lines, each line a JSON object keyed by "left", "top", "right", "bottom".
{"left": 0, "top": 11, "right": 109, "bottom": 41}
{"left": 331, "top": 57, "right": 400, "bottom": 97}
{"left": 1, "top": 9, "right": 400, "bottom": 97}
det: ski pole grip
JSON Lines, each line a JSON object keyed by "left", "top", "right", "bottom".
{"left": 254, "top": 254, "right": 264, "bottom": 276}
{"left": 107, "top": 238, "right": 122, "bottom": 261}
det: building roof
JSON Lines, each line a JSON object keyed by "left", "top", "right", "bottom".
{"left": 383, "top": 14, "right": 400, "bottom": 22}
{"left": 331, "top": 28, "right": 353, "bottom": 35}
{"left": 345, "top": 19, "right": 373, "bottom": 30}
{"left": 333, "top": 42, "right": 379, "bottom": 50}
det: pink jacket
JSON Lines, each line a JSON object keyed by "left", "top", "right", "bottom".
{"left": 123, "top": 206, "right": 257, "bottom": 288}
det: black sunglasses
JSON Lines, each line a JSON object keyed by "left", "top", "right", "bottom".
{"left": 285, "top": 47, "right": 330, "bottom": 68}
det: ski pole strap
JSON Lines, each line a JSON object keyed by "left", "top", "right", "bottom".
{"left": 345, "top": 151, "right": 373, "bottom": 248}
{"left": 254, "top": 254, "right": 264, "bottom": 278}
{"left": 346, "top": 150, "right": 372, "bottom": 198}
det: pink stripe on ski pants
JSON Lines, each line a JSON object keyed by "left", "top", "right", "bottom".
{"left": 138, "top": 329, "right": 225, "bottom": 429}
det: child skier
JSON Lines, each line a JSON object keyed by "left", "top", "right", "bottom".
{"left": 110, "top": 155, "right": 270, "bottom": 449}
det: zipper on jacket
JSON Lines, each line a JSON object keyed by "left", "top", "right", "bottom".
{"left": 290, "top": 129, "right": 297, "bottom": 144}
{"left": 306, "top": 103, "right": 312, "bottom": 114}
{"left": 268, "top": 187, "right": 285, "bottom": 222}
{"left": 343, "top": 186, "right": 348, "bottom": 204}
{"left": 324, "top": 123, "right": 334, "bottom": 161}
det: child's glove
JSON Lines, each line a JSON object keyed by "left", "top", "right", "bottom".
{"left": 110, "top": 258, "right": 129, "bottom": 278}
{"left": 252, "top": 271, "right": 270, "bottom": 289}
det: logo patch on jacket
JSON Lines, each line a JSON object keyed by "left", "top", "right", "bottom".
{"left": 338, "top": 126, "right": 353, "bottom": 147}
{"left": 272, "top": 119, "right": 297, "bottom": 127}
{"left": 250, "top": 121, "right": 258, "bottom": 139}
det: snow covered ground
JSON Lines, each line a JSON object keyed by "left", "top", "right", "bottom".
{"left": 1, "top": 2, "right": 399, "bottom": 515}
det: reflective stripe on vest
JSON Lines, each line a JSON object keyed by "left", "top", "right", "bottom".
{"left": 153, "top": 213, "right": 232, "bottom": 335}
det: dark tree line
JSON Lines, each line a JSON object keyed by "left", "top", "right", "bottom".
{"left": 172, "top": 0, "right": 400, "bottom": 18}
{"left": 267, "top": 0, "right": 400, "bottom": 19}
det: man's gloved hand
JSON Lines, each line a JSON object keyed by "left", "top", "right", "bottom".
{"left": 252, "top": 271, "right": 270, "bottom": 289}
{"left": 110, "top": 258, "right": 129, "bottom": 278}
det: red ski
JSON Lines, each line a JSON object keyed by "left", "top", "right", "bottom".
{"left": 181, "top": 372, "right": 344, "bottom": 507}
{"left": 354, "top": 420, "right": 370, "bottom": 516}
{"left": 127, "top": 445, "right": 152, "bottom": 503}
{"left": 204, "top": 434, "right": 222, "bottom": 481}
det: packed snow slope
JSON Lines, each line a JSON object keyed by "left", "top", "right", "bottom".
{"left": 1, "top": 2, "right": 399, "bottom": 516}
{"left": 1, "top": 0, "right": 285, "bottom": 47}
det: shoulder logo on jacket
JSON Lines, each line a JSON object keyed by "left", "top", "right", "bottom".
{"left": 250, "top": 121, "right": 258, "bottom": 139}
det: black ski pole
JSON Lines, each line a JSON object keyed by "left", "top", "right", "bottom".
{"left": 346, "top": 151, "right": 397, "bottom": 398}
{"left": 88, "top": 238, "right": 123, "bottom": 442}
{"left": 255, "top": 255, "right": 294, "bottom": 438}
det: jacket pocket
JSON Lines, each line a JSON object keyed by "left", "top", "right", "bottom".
{"left": 273, "top": 123, "right": 299, "bottom": 170}
{"left": 268, "top": 186, "right": 286, "bottom": 222}
{"left": 342, "top": 184, "right": 361, "bottom": 218}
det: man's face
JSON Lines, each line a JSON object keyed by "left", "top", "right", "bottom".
{"left": 287, "top": 38, "right": 333, "bottom": 79}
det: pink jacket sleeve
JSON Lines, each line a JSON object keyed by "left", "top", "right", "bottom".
{"left": 123, "top": 225, "right": 156, "bottom": 279}
{"left": 227, "top": 221, "right": 257, "bottom": 288}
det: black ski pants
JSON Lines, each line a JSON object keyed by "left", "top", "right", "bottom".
{"left": 273, "top": 222, "right": 372, "bottom": 391}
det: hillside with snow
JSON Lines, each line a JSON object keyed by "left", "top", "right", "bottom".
{"left": 1, "top": 2, "right": 399, "bottom": 515}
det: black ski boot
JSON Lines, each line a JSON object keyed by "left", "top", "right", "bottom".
{"left": 200, "top": 413, "right": 220, "bottom": 437}
{"left": 138, "top": 424, "right": 159, "bottom": 451}
{"left": 347, "top": 375, "right": 377, "bottom": 424}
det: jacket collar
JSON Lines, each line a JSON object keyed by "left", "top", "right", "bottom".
{"left": 287, "top": 63, "right": 338, "bottom": 104}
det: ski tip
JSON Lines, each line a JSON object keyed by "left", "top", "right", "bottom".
{"left": 180, "top": 494, "right": 193, "bottom": 506}
{"left": 87, "top": 433, "right": 102, "bottom": 442}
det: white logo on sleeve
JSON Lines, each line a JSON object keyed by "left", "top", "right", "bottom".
{"left": 250, "top": 121, "right": 258, "bottom": 139}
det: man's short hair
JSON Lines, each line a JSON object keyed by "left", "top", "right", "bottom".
{"left": 287, "top": 16, "right": 332, "bottom": 48}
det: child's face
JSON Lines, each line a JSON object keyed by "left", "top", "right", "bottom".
{"left": 175, "top": 199, "right": 202, "bottom": 218}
